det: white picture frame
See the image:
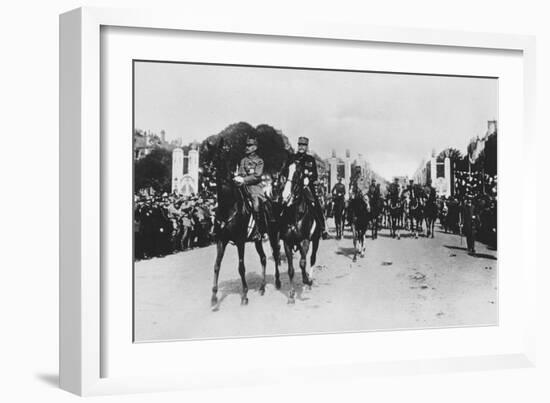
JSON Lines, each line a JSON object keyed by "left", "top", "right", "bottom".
{"left": 60, "top": 6, "right": 537, "bottom": 396}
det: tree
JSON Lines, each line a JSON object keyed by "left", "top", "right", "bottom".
{"left": 200, "top": 121, "right": 293, "bottom": 176}
{"left": 134, "top": 148, "right": 172, "bottom": 193}
{"left": 437, "top": 148, "right": 463, "bottom": 162}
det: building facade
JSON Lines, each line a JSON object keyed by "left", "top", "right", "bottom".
{"left": 172, "top": 142, "right": 199, "bottom": 196}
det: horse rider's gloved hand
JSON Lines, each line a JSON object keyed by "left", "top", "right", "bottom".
{"left": 303, "top": 177, "right": 310, "bottom": 186}
{"left": 234, "top": 176, "right": 245, "bottom": 185}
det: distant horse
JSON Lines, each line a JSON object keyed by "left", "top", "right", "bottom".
{"left": 368, "top": 190, "right": 383, "bottom": 239}
{"left": 279, "top": 162, "right": 320, "bottom": 303}
{"left": 208, "top": 138, "right": 278, "bottom": 309}
{"left": 348, "top": 187, "right": 371, "bottom": 262}
{"left": 408, "top": 193, "right": 424, "bottom": 238}
{"left": 388, "top": 193, "right": 403, "bottom": 239}
{"left": 333, "top": 195, "right": 346, "bottom": 240}
{"left": 423, "top": 190, "right": 438, "bottom": 238}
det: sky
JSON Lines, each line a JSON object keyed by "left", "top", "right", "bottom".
{"left": 134, "top": 61, "right": 498, "bottom": 180}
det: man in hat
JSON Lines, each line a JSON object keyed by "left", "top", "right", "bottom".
{"left": 331, "top": 176, "right": 346, "bottom": 200}
{"left": 406, "top": 179, "right": 416, "bottom": 199}
{"left": 282, "top": 136, "right": 328, "bottom": 239}
{"left": 367, "top": 177, "right": 380, "bottom": 200}
{"left": 350, "top": 165, "right": 369, "bottom": 198}
{"left": 234, "top": 135, "right": 266, "bottom": 240}
{"left": 460, "top": 192, "right": 478, "bottom": 254}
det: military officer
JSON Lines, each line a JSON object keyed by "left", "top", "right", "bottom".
{"left": 368, "top": 178, "right": 380, "bottom": 200}
{"left": 350, "top": 165, "right": 369, "bottom": 198}
{"left": 234, "top": 136, "right": 266, "bottom": 240}
{"left": 460, "top": 192, "right": 478, "bottom": 254}
{"left": 282, "top": 136, "right": 328, "bottom": 239}
{"left": 331, "top": 176, "right": 346, "bottom": 200}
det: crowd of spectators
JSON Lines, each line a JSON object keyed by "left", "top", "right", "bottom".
{"left": 134, "top": 191, "right": 216, "bottom": 260}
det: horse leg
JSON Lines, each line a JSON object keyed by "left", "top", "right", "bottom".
{"left": 255, "top": 240, "right": 267, "bottom": 296}
{"left": 360, "top": 230, "right": 366, "bottom": 258}
{"left": 270, "top": 232, "right": 281, "bottom": 290}
{"left": 211, "top": 239, "right": 228, "bottom": 308}
{"left": 300, "top": 239, "right": 312, "bottom": 287}
{"left": 237, "top": 242, "right": 248, "bottom": 305}
{"left": 310, "top": 234, "right": 319, "bottom": 268}
{"left": 284, "top": 242, "right": 296, "bottom": 304}
{"left": 351, "top": 224, "right": 358, "bottom": 262}
{"left": 397, "top": 218, "right": 401, "bottom": 240}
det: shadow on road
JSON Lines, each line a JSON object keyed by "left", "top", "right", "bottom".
{"left": 335, "top": 247, "right": 357, "bottom": 260}
{"left": 216, "top": 271, "right": 312, "bottom": 309}
{"left": 444, "top": 245, "right": 497, "bottom": 260}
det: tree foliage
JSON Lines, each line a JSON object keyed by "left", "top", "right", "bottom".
{"left": 437, "top": 147, "right": 463, "bottom": 162}
{"left": 200, "top": 121, "right": 293, "bottom": 175}
{"left": 134, "top": 148, "right": 172, "bottom": 193}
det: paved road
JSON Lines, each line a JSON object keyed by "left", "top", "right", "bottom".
{"left": 134, "top": 221, "right": 497, "bottom": 342}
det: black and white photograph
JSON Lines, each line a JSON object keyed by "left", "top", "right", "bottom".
{"left": 133, "top": 61, "right": 498, "bottom": 342}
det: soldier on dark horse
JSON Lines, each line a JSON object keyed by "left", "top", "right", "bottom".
{"left": 279, "top": 136, "right": 324, "bottom": 303}
{"left": 367, "top": 178, "right": 383, "bottom": 239}
{"left": 406, "top": 179, "right": 424, "bottom": 238}
{"left": 348, "top": 166, "right": 371, "bottom": 262}
{"left": 331, "top": 176, "right": 346, "bottom": 240}
{"left": 388, "top": 177, "right": 403, "bottom": 239}
{"left": 423, "top": 179, "right": 438, "bottom": 238}
{"left": 209, "top": 136, "right": 279, "bottom": 309}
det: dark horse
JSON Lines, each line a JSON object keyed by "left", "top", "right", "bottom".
{"left": 279, "top": 161, "right": 320, "bottom": 304}
{"left": 209, "top": 139, "right": 279, "bottom": 309}
{"left": 333, "top": 194, "right": 346, "bottom": 240}
{"left": 408, "top": 193, "right": 424, "bottom": 238}
{"left": 368, "top": 190, "right": 383, "bottom": 240}
{"left": 423, "top": 189, "right": 438, "bottom": 238}
{"left": 388, "top": 192, "right": 403, "bottom": 239}
{"left": 348, "top": 186, "right": 371, "bottom": 262}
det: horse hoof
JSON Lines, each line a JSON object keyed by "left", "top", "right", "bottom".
{"left": 211, "top": 296, "right": 218, "bottom": 307}
{"left": 259, "top": 288, "right": 265, "bottom": 296}
{"left": 287, "top": 297, "right": 295, "bottom": 304}
{"left": 275, "top": 280, "right": 281, "bottom": 290}
{"left": 241, "top": 297, "right": 249, "bottom": 305}
{"left": 352, "top": 257, "right": 357, "bottom": 263}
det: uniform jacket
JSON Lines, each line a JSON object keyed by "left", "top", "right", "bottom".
{"left": 331, "top": 183, "right": 346, "bottom": 198}
{"left": 237, "top": 153, "right": 264, "bottom": 198}
{"left": 282, "top": 152, "right": 318, "bottom": 186}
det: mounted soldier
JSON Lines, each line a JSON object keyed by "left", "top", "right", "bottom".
{"left": 331, "top": 176, "right": 346, "bottom": 239}
{"left": 331, "top": 176, "right": 346, "bottom": 200}
{"left": 349, "top": 165, "right": 369, "bottom": 199}
{"left": 233, "top": 135, "right": 266, "bottom": 241}
{"left": 281, "top": 136, "right": 328, "bottom": 239}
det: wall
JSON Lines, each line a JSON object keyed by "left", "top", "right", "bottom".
{"left": 1, "top": 1, "right": 548, "bottom": 402}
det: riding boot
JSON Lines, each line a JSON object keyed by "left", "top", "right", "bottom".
{"left": 251, "top": 211, "right": 262, "bottom": 241}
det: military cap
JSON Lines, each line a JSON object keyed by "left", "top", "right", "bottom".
{"left": 298, "top": 136, "right": 309, "bottom": 145}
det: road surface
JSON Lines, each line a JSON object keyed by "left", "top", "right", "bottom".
{"left": 134, "top": 222, "right": 497, "bottom": 342}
